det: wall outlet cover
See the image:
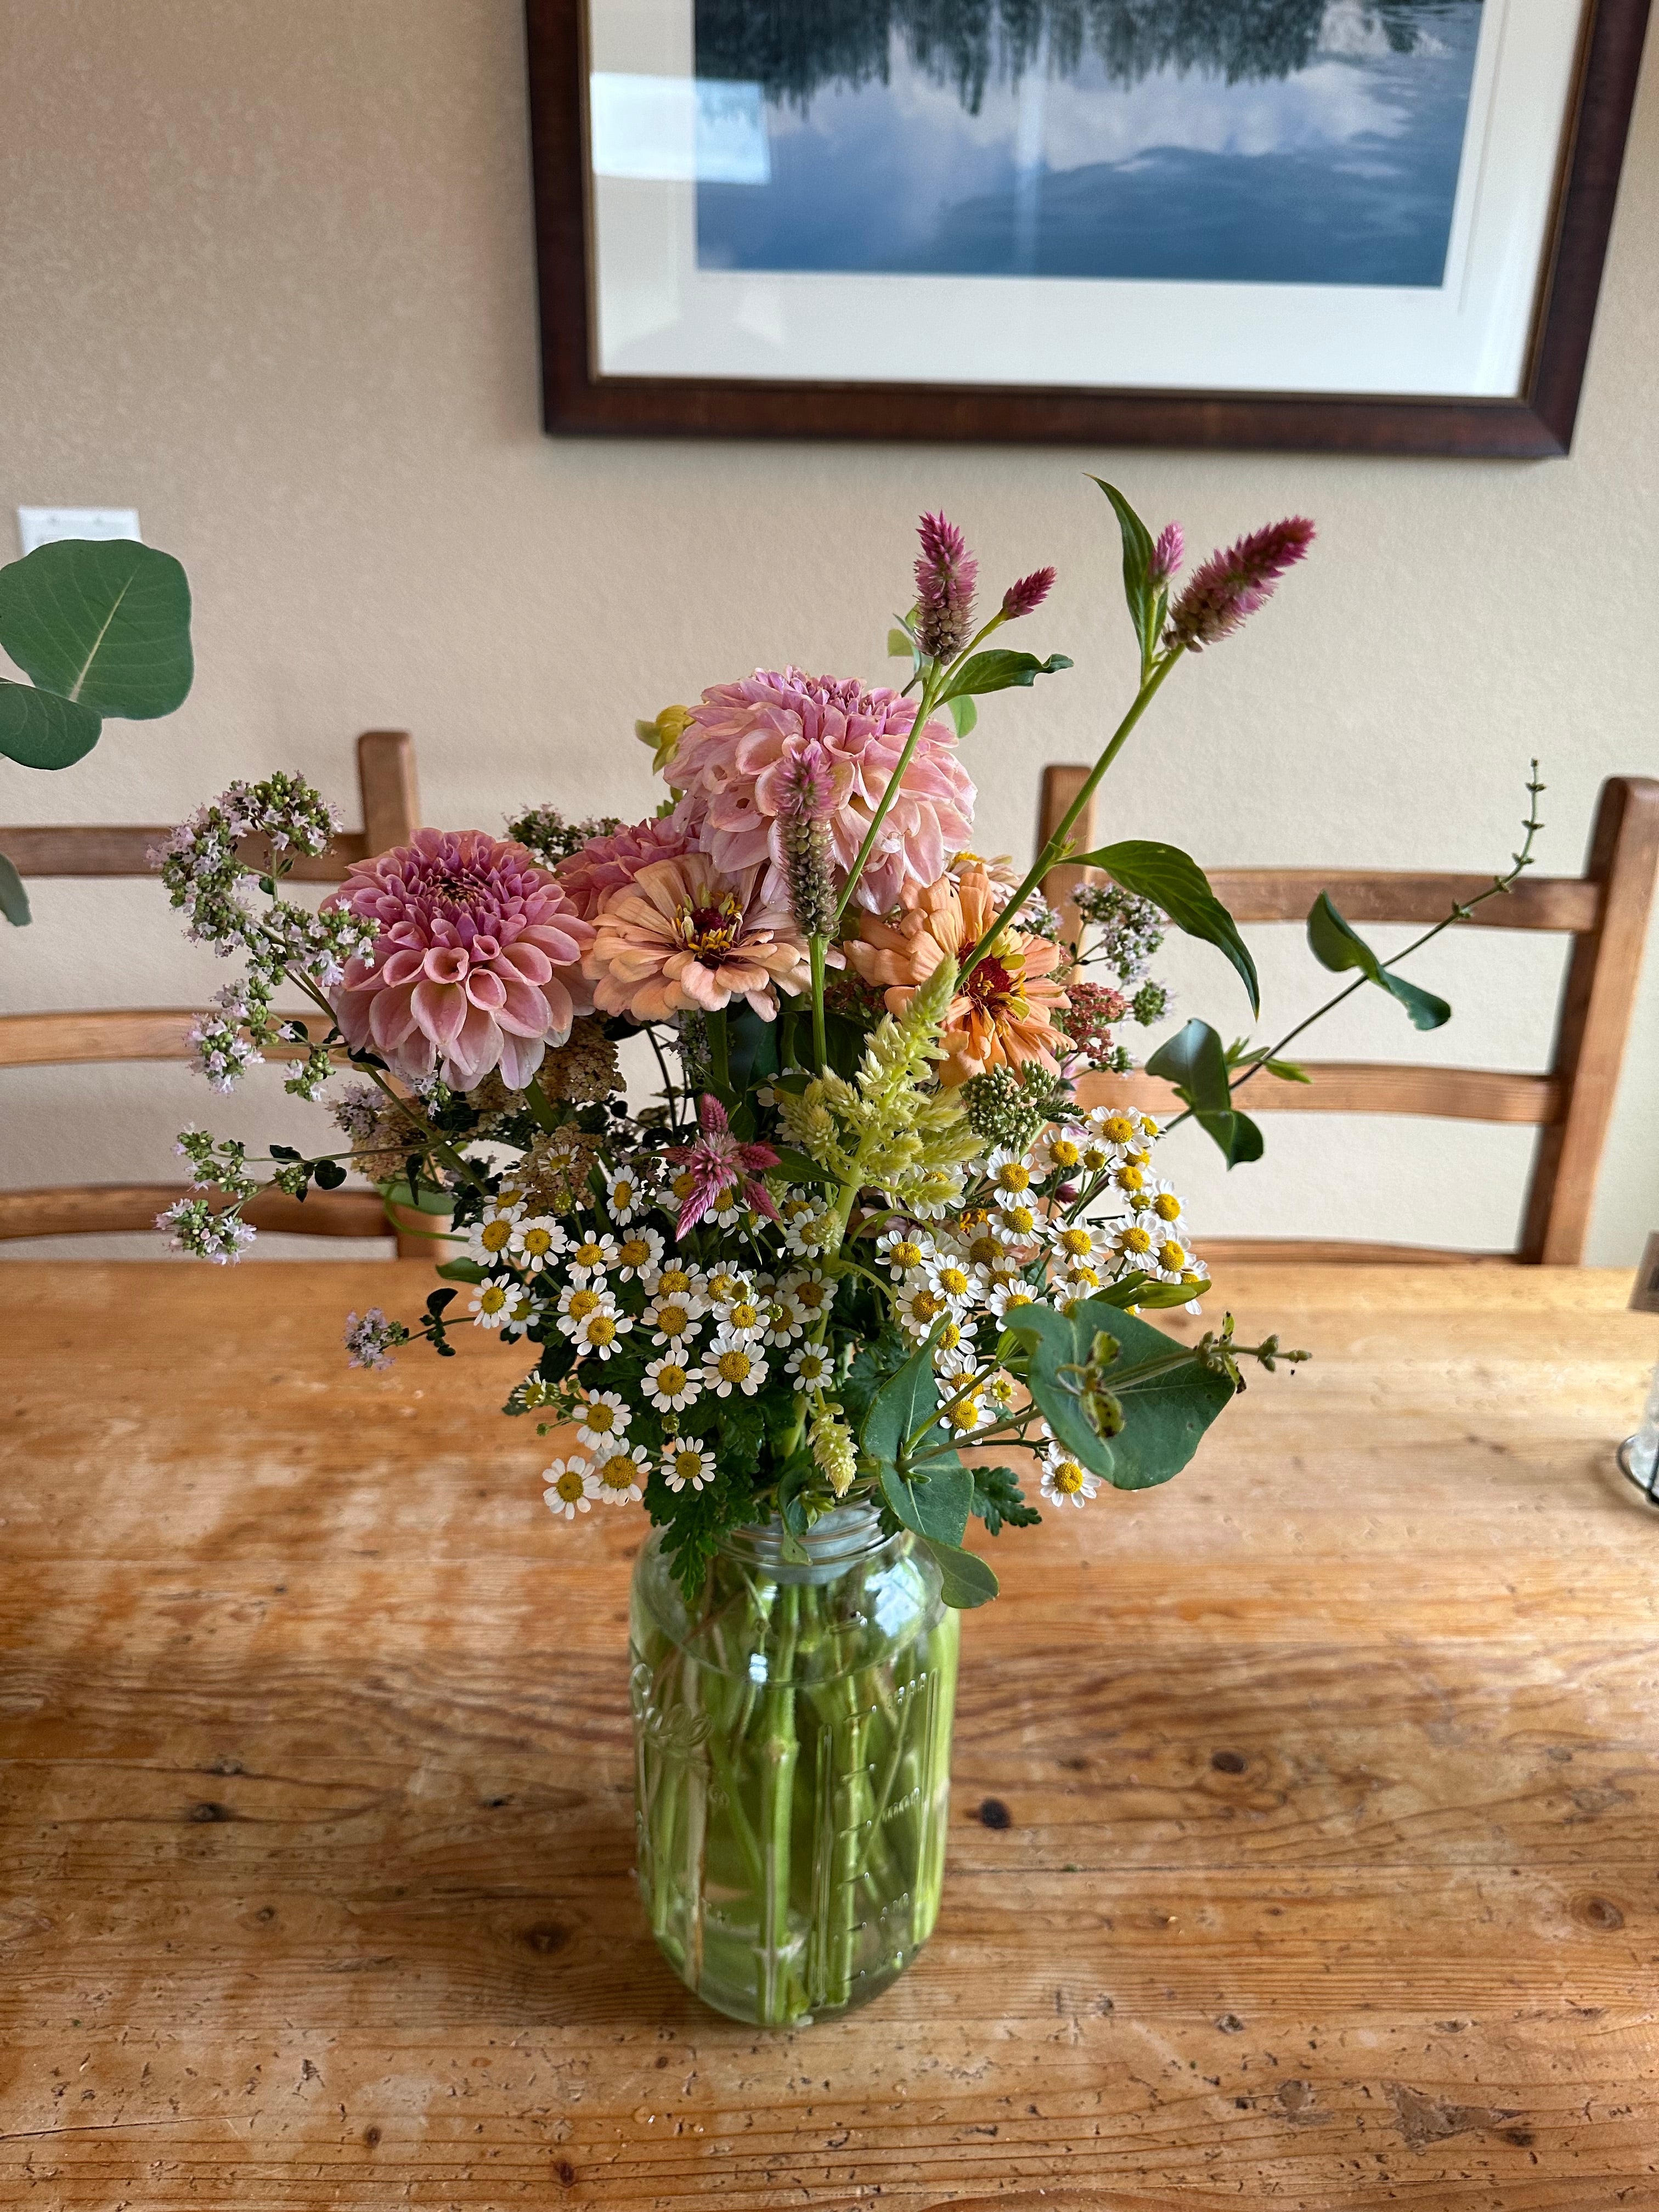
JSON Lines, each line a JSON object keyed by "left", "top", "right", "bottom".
{"left": 16, "top": 507, "right": 142, "bottom": 556}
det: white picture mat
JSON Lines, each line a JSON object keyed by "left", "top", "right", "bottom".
{"left": 584, "top": 0, "right": 1584, "bottom": 398}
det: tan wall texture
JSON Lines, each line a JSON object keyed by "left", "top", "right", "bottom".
{"left": 2, "top": 0, "right": 1656, "bottom": 1263}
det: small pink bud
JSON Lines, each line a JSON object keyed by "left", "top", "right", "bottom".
{"left": 1166, "top": 516, "right": 1315, "bottom": 653}
{"left": 1149, "top": 523, "right": 1184, "bottom": 585}
{"left": 1001, "top": 566, "right": 1056, "bottom": 620}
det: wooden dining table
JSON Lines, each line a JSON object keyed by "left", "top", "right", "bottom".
{"left": 1, "top": 1257, "right": 1656, "bottom": 2209}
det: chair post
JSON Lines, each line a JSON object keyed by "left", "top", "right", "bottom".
{"left": 356, "top": 730, "right": 420, "bottom": 857}
{"left": 1037, "top": 764, "right": 1097, "bottom": 939}
{"left": 1520, "top": 776, "right": 1659, "bottom": 1265}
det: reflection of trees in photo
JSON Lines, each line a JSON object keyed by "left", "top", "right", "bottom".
{"left": 695, "top": 0, "right": 1476, "bottom": 115}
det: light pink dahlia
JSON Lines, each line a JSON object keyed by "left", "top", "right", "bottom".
{"left": 324, "top": 828, "right": 594, "bottom": 1091}
{"left": 555, "top": 812, "right": 694, "bottom": 922}
{"left": 672, "top": 668, "right": 975, "bottom": 916}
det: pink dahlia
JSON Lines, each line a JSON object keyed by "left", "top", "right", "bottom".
{"left": 585, "top": 852, "right": 810, "bottom": 1023}
{"left": 672, "top": 668, "right": 975, "bottom": 916}
{"left": 555, "top": 812, "right": 693, "bottom": 922}
{"left": 324, "top": 828, "right": 594, "bottom": 1091}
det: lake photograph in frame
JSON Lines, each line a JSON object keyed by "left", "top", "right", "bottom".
{"left": 692, "top": 0, "right": 1485, "bottom": 288}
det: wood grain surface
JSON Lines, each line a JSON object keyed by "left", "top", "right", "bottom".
{"left": 2, "top": 1261, "right": 1656, "bottom": 2209}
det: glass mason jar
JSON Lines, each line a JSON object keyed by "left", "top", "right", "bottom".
{"left": 629, "top": 1503, "right": 960, "bottom": 2027}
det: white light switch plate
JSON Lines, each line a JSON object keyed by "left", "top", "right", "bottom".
{"left": 17, "top": 507, "right": 142, "bottom": 555}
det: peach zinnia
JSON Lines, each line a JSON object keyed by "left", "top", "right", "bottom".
{"left": 845, "top": 863, "right": 1069, "bottom": 1087}
{"left": 585, "top": 854, "right": 810, "bottom": 1023}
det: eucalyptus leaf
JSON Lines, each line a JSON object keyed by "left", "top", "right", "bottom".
{"left": 0, "top": 538, "right": 193, "bottom": 717}
{"left": 919, "top": 1538, "right": 999, "bottom": 1610}
{"left": 0, "top": 848, "right": 32, "bottom": 926}
{"left": 861, "top": 1334, "right": 943, "bottom": 1468}
{"left": 1307, "top": 892, "right": 1451, "bottom": 1031}
{"left": 1005, "top": 1297, "right": 1233, "bottom": 1491}
{"left": 879, "top": 1455, "right": 974, "bottom": 1547}
{"left": 0, "top": 679, "right": 103, "bottom": 769}
{"left": 1075, "top": 839, "right": 1259, "bottom": 1014}
{"left": 937, "top": 649, "right": 1072, "bottom": 703}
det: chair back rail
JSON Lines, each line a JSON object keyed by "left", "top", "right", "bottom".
{"left": 1, "top": 732, "right": 424, "bottom": 1251}
{"left": 1037, "top": 768, "right": 1659, "bottom": 1265}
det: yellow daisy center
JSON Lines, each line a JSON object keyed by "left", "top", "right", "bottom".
{"left": 573, "top": 1239, "right": 605, "bottom": 1267}
{"left": 708, "top": 1273, "right": 742, "bottom": 1305}
{"left": 796, "top": 1353, "right": 827, "bottom": 1380}
{"left": 947, "top": 1394, "right": 983, "bottom": 1432}
{"left": 1049, "top": 1138, "right": 1080, "bottom": 1169}
{"left": 889, "top": 1239, "right": 923, "bottom": 1269}
{"left": 612, "top": 1180, "right": 635, "bottom": 1210}
{"left": 995, "top": 1161, "right": 1031, "bottom": 1193}
{"left": 566, "top": 1286, "right": 602, "bottom": 1320}
{"left": 793, "top": 1281, "right": 827, "bottom": 1311}
{"left": 938, "top": 1322, "right": 964, "bottom": 1352}
{"left": 967, "top": 1234, "right": 1000, "bottom": 1267}
{"left": 672, "top": 1449, "right": 704, "bottom": 1483}
{"left": 671, "top": 1170, "right": 696, "bottom": 1201}
{"left": 618, "top": 1237, "right": 651, "bottom": 1269}
{"left": 1102, "top": 1114, "right": 1136, "bottom": 1144}
{"left": 936, "top": 1265, "right": 970, "bottom": 1299}
{"left": 521, "top": 1226, "right": 553, "bottom": 1257}
{"left": 728, "top": 1300, "right": 760, "bottom": 1331}
{"left": 1115, "top": 1165, "right": 1146, "bottom": 1194}
{"left": 658, "top": 1267, "right": 692, "bottom": 1297}
{"left": 716, "top": 1350, "right": 752, "bottom": 1386}
{"left": 479, "top": 1285, "right": 507, "bottom": 1313}
{"left": 1052, "top": 1459, "right": 1085, "bottom": 1494}
{"left": 481, "top": 1218, "right": 512, "bottom": 1252}
{"left": 585, "top": 1313, "right": 618, "bottom": 1346}
{"left": 1153, "top": 1192, "right": 1182, "bottom": 1221}
{"left": 655, "top": 1364, "right": 688, "bottom": 1395}
{"left": 1082, "top": 1144, "right": 1110, "bottom": 1171}
{"left": 1159, "top": 1240, "right": 1188, "bottom": 1271}
{"left": 1057, "top": 1226, "right": 1093, "bottom": 1256}
{"left": 910, "top": 1289, "right": 943, "bottom": 1322}
{"left": 655, "top": 1302, "right": 690, "bottom": 1336}
{"left": 1002, "top": 1289, "right": 1035, "bottom": 1309}
{"left": 584, "top": 1402, "right": 618, "bottom": 1434}
{"left": 1120, "top": 1226, "right": 1153, "bottom": 1255}
{"left": 1005, "top": 1205, "right": 1037, "bottom": 1236}
{"left": 600, "top": 1459, "right": 635, "bottom": 1491}
{"left": 554, "top": 1469, "right": 585, "bottom": 1503}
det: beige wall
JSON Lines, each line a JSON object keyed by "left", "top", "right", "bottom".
{"left": 2, "top": 0, "right": 1656, "bottom": 1264}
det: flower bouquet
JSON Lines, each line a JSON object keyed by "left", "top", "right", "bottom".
{"left": 157, "top": 483, "right": 1523, "bottom": 2025}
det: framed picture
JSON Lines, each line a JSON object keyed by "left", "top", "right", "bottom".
{"left": 526, "top": 0, "right": 1651, "bottom": 455}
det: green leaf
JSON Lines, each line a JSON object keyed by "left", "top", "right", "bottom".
{"left": 946, "top": 692, "right": 977, "bottom": 739}
{"left": 919, "top": 1538, "right": 999, "bottom": 1609}
{"left": 1146, "top": 1018, "right": 1231, "bottom": 1115}
{"left": 435, "top": 1259, "right": 486, "bottom": 1283}
{"left": 1090, "top": 477, "right": 1159, "bottom": 670}
{"left": 879, "top": 1455, "right": 974, "bottom": 1547}
{"left": 768, "top": 1145, "right": 838, "bottom": 1189}
{"left": 1096, "top": 1273, "right": 1202, "bottom": 1312}
{"left": 1005, "top": 1297, "right": 1233, "bottom": 1491}
{"left": 382, "top": 1173, "right": 454, "bottom": 1215}
{"left": 0, "top": 679, "right": 103, "bottom": 769}
{"left": 887, "top": 626, "right": 915, "bottom": 658}
{"left": 0, "top": 848, "right": 31, "bottom": 926}
{"left": 861, "top": 1334, "right": 943, "bottom": 1466}
{"left": 312, "top": 1158, "right": 348, "bottom": 1190}
{"left": 970, "top": 1464, "right": 1041, "bottom": 1534}
{"left": 938, "top": 649, "right": 1072, "bottom": 703}
{"left": 1306, "top": 892, "right": 1451, "bottom": 1031}
{"left": 725, "top": 1000, "right": 781, "bottom": 1093}
{"left": 1075, "top": 839, "right": 1259, "bottom": 1015}
{"left": 0, "top": 539, "right": 193, "bottom": 718}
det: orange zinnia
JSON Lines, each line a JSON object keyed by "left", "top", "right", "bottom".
{"left": 844, "top": 864, "right": 1069, "bottom": 1087}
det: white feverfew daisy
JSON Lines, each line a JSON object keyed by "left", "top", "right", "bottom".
{"left": 760, "top": 1291, "right": 803, "bottom": 1347}
{"left": 986, "top": 1279, "right": 1040, "bottom": 1320}
{"left": 543, "top": 1457, "right": 600, "bottom": 1519}
{"left": 780, "top": 1269, "right": 835, "bottom": 1327}
{"left": 644, "top": 1260, "right": 704, "bottom": 1305}
{"left": 556, "top": 1280, "right": 613, "bottom": 1335}
{"left": 644, "top": 1353, "right": 701, "bottom": 1412}
{"left": 1087, "top": 1105, "right": 1143, "bottom": 1150}
{"left": 933, "top": 1315, "right": 977, "bottom": 1361}
{"left": 1141, "top": 1178, "right": 1187, "bottom": 1228}
{"left": 704, "top": 1267, "right": 752, "bottom": 1312}
{"left": 643, "top": 1293, "right": 703, "bottom": 1347}
{"left": 468, "top": 1277, "right": 521, "bottom": 1330}
{"left": 701, "top": 1338, "right": 768, "bottom": 1398}
{"left": 603, "top": 1166, "right": 642, "bottom": 1224}
{"left": 565, "top": 1227, "right": 620, "bottom": 1278}
{"left": 783, "top": 1205, "right": 836, "bottom": 1257}
{"left": 465, "top": 1213, "right": 518, "bottom": 1268}
{"left": 572, "top": 1306, "right": 633, "bottom": 1361}
{"left": 576, "top": 1390, "right": 632, "bottom": 1457}
{"left": 1041, "top": 1444, "right": 1100, "bottom": 1509}
{"left": 1149, "top": 1231, "right": 1198, "bottom": 1284}
{"left": 663, "top": 1441, "right": 716, "bottom": 1493}
{"left": 509, "top": 1215, "right": 562, "bottom": 1273}
{"left": 941, "top": 1380, "right": 992, "bottom": 1434}
{"left": 785, "top": 1343, "right": 834, "bottom": 1389}
{"left": 1112, "top": 1220, "right": 1159, "bottom": 1267}
{"left": 1037, "top": 1125, "right": 1086, "bottom": 1177}
{"left": 984, "top": 1147, "right": 1036, "bottom": 1200}
{"left": 718, "top": 1293, "right": 768, "bottom": 1343}
{"left": 896, "top": 1281, "right": 951, "bottom": 1338}
{"left": 925, "top": 1255, "right": 978, "bottom": 1310}
{"left": 611, "top": 1225, "right": 664, "bottom": 1281}
{"left": 983, "top": 1368, "right": 1020, "bottom": 1415}
{"left": 1050, "top": 1219, "right": 1108, "bottom": 1269}
{"left": 876, "top": 1226, "right": 933, "bottom": 1276}
{"left": 594, "top": 1444, "right": 650, "bottom": 1504}
{"left": 991, "top": 1199, "right": 1044, "bottom": 1245}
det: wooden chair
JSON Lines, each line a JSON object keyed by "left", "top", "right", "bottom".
{"left": 1, "top": 730, "right": 426, "bottom": 1251}
{"left": 1037, "top": 768, "right": 1659, "bottom": 1264}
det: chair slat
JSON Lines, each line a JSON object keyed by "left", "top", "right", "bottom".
{"left": 0, "top": 1184, "right": 389, "bottom": 1242}
{"left": 0, "top": 824, "right": 370, "bottom": 879}
{"left": 357, "top": 729, "right": 421, "bottom": 855}
{"left": 1199, "top": 1238, "right": 1517, "bottom": 1267}
{"left": 0, "top": 1010, "right": 333, "bottom": 1069}
{"left": 1073, "top": 1062, "right": 1560, "bottom": 1126}
{"left": 1205, "top": 869, "right": 1599, "bottom": 933}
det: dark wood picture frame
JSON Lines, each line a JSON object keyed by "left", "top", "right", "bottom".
{"left": 525, "top": 0, "right": 1650, "bottom": 457}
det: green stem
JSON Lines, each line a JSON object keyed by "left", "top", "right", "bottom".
{"left": 757, "top": 1583, "right": 800, "bottom": 2027}
{"left": 809, "top": 935, "right": 828, "bottom": 1073}
{"left": 707, "top": 1008, "right": 732, "bottom": 1099}
{"left": 832, "top": 667, "right": 944, "bottom": 929}
{"left": 825, "top": 1666, "right": 872, "bottom": 2010}
{"left": 960, "top": 648, "right": 1184, "bottom": 981}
